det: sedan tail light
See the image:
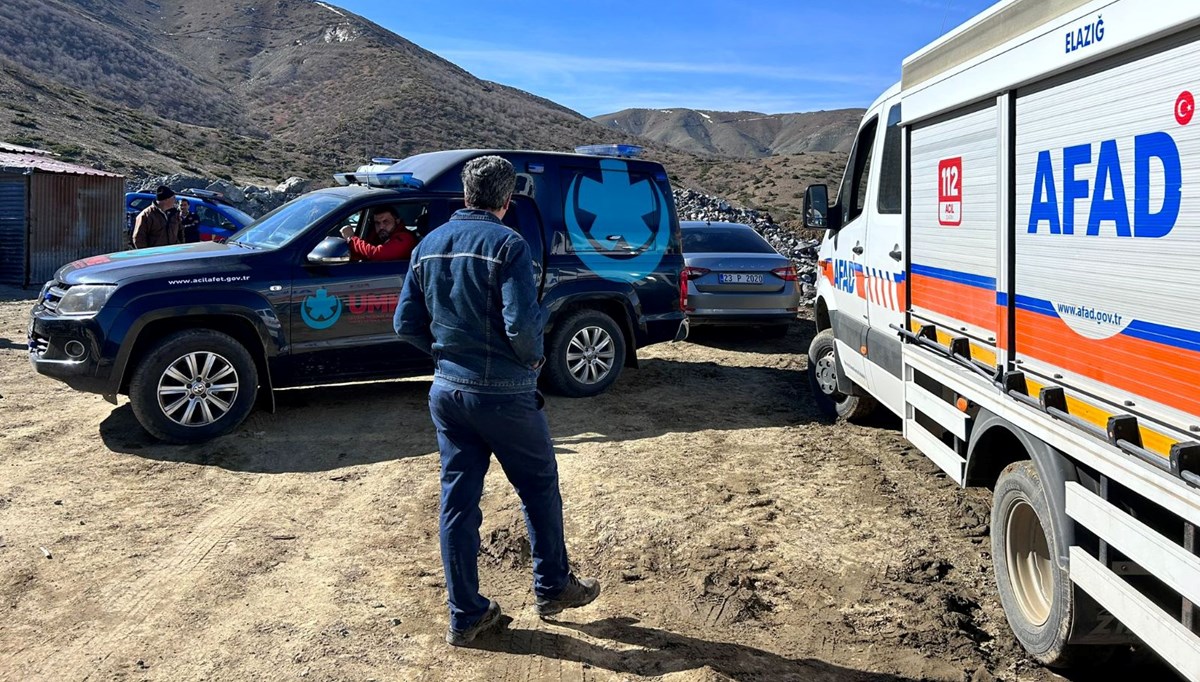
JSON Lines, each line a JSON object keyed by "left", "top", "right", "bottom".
{"left": 772, "top": 266, "right": 798, "bottom": 281}
{"left": 680, "top": 267, "right": 709, "bottom": 312}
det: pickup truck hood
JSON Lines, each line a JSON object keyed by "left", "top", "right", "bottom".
{"left": 54, "top": 242, "right": 253, "bottom": 285}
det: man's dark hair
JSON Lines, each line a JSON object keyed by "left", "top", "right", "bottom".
{"left": 462, "top": 156, "right": 515, "bottom": 211}
{"left": 375, "top": 205, "right": 400, "bottom": 221}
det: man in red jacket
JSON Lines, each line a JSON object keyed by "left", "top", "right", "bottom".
{"left": 340, "top": 206, "right": 416, "bottom": 261}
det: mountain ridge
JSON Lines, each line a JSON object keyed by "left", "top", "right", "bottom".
{"left": 595, "top": 107, "right": 864, "bottom": 159}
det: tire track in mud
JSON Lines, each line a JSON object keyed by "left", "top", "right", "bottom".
{"left": 5, "top": 477, "right": 274, "bottom": 681}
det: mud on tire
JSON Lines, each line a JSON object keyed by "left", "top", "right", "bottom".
{"left": 991, "top": 460, "right": 1086, "bottom": 668}
{"left": 806, "top": 328, "right": 876, "bottom": 421}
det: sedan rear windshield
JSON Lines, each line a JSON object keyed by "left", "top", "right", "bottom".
{"left": 682, "top": 227, "right": 776, "bottom": 254}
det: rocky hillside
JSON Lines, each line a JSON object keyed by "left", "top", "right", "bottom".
{"left": 0, "top": 0, "right": 851, "bottom": 230}
{"left": 0, "top": 0, "right": 653, "bottom": 184}
{"left": 595, "top": 108, "right": 863, "bottom": 159}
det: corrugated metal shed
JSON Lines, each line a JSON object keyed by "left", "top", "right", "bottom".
{"left": 0, "top": 176, "right": 26, "bottom": 285}
{"left": 0, "top": 153, "right": 124, "bottom": 286}
{"left": 0, "top": 152, "right": 123, "bottom": 178}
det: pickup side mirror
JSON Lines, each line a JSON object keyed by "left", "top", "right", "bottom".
{"left": 803, "top": 184, "right": 838, "bottom": 230}
{"left": 307, "top": 236, "right": 351, "bottom": 264}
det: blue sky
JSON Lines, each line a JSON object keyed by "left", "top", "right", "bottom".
{"left": 331, "top": 0, "right": 998, "bottom": 117}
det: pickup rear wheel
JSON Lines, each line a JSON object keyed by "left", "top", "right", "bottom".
{"left": 129, "top": 330, "right": 258, "bottom": 443}
{"left": 807, "top": 328, "right": 876, "bottom": 421}
{"left": 543, "top": 309, "right": 626, "bottom": 398}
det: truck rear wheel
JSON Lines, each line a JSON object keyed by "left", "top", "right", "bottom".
{"left": 992, "top": 460, "right": 1082, "bottom": 668}
{"left": 129, "top": 329, "right": 258, "bottom": 444}
{"left": 543, "top": 309, "right": 626, "bottom": 398}
{"left": 807, "top": 328, "right": 876, "bottom": 421}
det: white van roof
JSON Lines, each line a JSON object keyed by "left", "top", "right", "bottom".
{"left": 902, "top": 0, "right": 1094, "bottom": 89}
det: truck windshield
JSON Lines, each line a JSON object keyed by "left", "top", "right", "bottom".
{"left": 228, "top": 194, "right": 345, "bottom": 249}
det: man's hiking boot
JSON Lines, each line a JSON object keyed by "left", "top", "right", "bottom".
{"left": 536, "top": 575, "right": 601, "bottom": 618}
{"left": 446, "top": 600, "right": 502, "bottom": 647}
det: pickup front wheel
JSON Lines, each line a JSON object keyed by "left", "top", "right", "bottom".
{"left": 129, "top": 330, "right": 259, "bottom": 443}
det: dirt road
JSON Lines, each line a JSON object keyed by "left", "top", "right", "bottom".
{"left": 0, "top": 286, "right": 1076, "bottom": 681}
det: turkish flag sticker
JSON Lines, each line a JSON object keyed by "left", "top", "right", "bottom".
{"left": 1177, "top": 91, "right": 1195, "bottom": 126}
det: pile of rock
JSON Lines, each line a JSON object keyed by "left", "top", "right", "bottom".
{"left": 673, "top": 188, "right": 820, "bottom": 304}
{"left": 129, "top": 175, "right": 314, "bottom": 218}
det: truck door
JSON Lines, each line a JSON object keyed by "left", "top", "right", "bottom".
{"left": 909, "top": 100, "right": 1002, "bottom": 369}
{"left": 287, "top": 200, "right": 430, "bottom": 384}
{"left": 863, "top": 101, "right": 907, "bottom": 414}
{"left": 828, "top": 113, "right": 880, "bottom": 387}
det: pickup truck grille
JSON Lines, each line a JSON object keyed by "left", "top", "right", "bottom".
{"left": 41, "top": 284, "right": 67, "bottom": 313}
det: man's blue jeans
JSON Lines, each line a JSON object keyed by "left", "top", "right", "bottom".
{"left": 429, "top": 384, "right": 571, "bottom": 631}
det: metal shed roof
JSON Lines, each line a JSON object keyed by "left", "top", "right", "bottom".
{"left": 0, "top": 152, "right": 122, "bottom": 178}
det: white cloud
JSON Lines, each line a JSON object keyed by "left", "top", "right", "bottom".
{"left": 564, "top": 85, "right": 869, "bottom": 117}
{"left": 440, "top": 48, "right": 890, "bottom": 88}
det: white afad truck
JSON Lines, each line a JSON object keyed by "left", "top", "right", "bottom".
{"left": 805, "top": 0, "right": 1200, "bottom": 678}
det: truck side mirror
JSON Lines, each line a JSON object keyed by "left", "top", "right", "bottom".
{"left": 803, "top": 184, "right": 834, "bottom": 230}
{"left": 307, "top": 236, "right": 351, "bottom": 264}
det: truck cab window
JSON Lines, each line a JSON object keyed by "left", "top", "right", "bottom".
{"left": 838, "top": 116, "right": 879, "bottom": 225}
{"left": 878, "top": 104, "right": 903, "bottom": 214}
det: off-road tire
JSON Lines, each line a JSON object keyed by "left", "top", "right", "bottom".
{"left": 129, "top": 329, "right": 259, "bottom": 444}
{"left": 807, "top": 328, "right": 876, "bottom": 421}
{"left": 543, "top": 309, "right": 626, "bottom": 398}
{"left": 992, "top": 460, "right": 1084, "bottom": 668}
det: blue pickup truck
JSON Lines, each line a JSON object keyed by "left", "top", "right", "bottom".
{"left": 31, "top": 148, "right": 688, "bottom": 443}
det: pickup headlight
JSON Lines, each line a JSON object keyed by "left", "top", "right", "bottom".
{"left": 57, "top": 285, "right": 116, "bottom": 316}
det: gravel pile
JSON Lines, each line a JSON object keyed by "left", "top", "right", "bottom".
{"left": 673, "top": 188, "right": 820, "bottom": 304}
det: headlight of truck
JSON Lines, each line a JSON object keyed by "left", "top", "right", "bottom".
{"left": 56, "top": 285, "right": 116, "bottom": 316}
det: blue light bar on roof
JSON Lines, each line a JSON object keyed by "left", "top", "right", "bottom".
{"left": 371, "top": 157, "right": 401, "bottom": 165}
{"left": 575, "top": 144, "right": 644, "bottom": 159}
{"left": 333, "top": 171, "right": 424, "bottom": 189}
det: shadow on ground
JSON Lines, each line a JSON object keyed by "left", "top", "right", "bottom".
{"left": 475, "top": 616, "right": 917, "bottom": 681}
{"left": 684, "top": 319, "right": 815, "bottom": 354}
{"left": 100, "top": 320, "right": 828, "bottom": 473}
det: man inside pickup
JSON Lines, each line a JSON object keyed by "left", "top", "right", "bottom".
{"left": 340, "top": 206, "right": 416, "bottom": 262}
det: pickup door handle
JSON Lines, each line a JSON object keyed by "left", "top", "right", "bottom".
{"left": 852, "top": 244, "right": 864, "bottom": 255}
{"left": 889, "top": 245, "right": 902, "bottom": 261}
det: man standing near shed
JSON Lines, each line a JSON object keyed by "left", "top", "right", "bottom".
{"left": 395, "top": 156, "right": 600, "bottom": 647}
{"left": 132, "top": 185, "right": 184, "bottom": 248}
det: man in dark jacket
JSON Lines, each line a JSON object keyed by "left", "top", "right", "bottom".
{"left": 132, "top": 185, "right": 184, "bottom": 248}
{"left": 395, "top": 156, "right": 600, "bottom": 647}
{"left": 179, "top": 199, "right": 201, "bottom": 243}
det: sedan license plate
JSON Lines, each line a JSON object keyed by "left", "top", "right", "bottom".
{"left": 718, "top": 273, "right": 763, "bottom": 284}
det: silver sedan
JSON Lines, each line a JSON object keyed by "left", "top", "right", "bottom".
{"left": 681, "top": 221, "right": 801, "bottom": 334}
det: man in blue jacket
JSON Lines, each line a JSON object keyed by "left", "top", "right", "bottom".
{"left": 395, "top": 156, "right": 600, "bottom": 647}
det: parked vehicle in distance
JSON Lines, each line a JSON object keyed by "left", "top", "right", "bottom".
{"left": 680, "top": 221, "right": 800, "bottom": 334}
{"left": 32, "top": 147, "right": 687, "bottom": 443}
{"left": 125, "top": 190, "right": 254, "bottom": 244}
{"left": 804, "top": 0, "right": 1200, "bottom": 677}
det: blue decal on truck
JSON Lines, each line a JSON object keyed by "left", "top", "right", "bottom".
{"left": 1066, "top": 15, "right": 1104, "bottom": 54}
{"left": 1028, "top": 131, "right": 1182, "bottom": 238}
{"left": 563, "top": 158, "right": 671, "bottom": 284}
